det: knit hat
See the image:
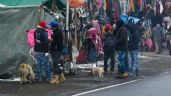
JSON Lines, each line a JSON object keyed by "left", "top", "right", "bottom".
{"left": 39, "top": 21, "right": 46, "bottom": 27}
{"left": 49, "top": 20, "right": 58, "bottom": 28}
{"left": 105, "top": 24, "right": 112, "bottom": 30}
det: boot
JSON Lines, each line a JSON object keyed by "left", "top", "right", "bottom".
{"left": 59, "top": 73, "right": 65, "bottom": 83}
{"left": 49, "top": 75, "right": 59, "bottom": 84}
{"left": 120, "top": 72, "right": 128, "bottom": 78}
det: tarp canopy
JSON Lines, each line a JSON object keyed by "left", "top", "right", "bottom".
{"left": 0, "top": 0, "right": 66, "bottom": 10}
{"left": 0, "top": 6, "right": 54, "bottom": 79}
{"left": 44, "top": 0, "right": 66, "bottom": 10}
{"left": 0, "top": 0, "right": 46, "bottom": 6}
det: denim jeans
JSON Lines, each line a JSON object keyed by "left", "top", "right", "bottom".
{"left": 104, "top": 47, "right": 115, "bottom": 72}
{"left": 89, "top": 47, "right": 96, "bottom": 63}
{"left": 117, "top": 51, "right": 127, "bottom": 73}
{"left": 129, "top": 50, "right": 139, "bottom": 76}
{"left": 35, "top": 52, "right": 51, "bottom": 81}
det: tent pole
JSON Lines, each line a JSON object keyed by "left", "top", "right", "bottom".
{"left": 65, "top": 0, "right": 69, "bottom": 48}
{"left": 74, "top": 10, "right": 78, "bottom": 49}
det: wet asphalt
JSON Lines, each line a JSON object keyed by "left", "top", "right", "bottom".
{"left": 0, "top": 51, "right": 171, "bottom": 96}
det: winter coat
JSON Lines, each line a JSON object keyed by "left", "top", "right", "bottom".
{"left": 50, "top": 28, "right": 64, "bottom": 52}
{"left": 103, "top": 33, "right": 115, "bottom": 49}
{"left": 128, "top": 31, "right": 140, "bottom": 50}
{"left": 115, "top": 26, "right": 128, "bottom": 51}
{"left": 152, "top": 26, "right": 163, "bottom": 41}
{"left": 27, "top": 28, "right": 52, "bottom": 48}
{"left": 34, "top": 28, "right": 49, "bottom": 53}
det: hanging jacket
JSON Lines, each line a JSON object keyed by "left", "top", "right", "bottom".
{"left": 129, "top": 0, "right": 135, "bottom": 12}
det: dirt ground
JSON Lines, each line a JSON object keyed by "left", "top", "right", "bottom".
{"left": 0, "top": 53, "right": 171, "bottom": 96}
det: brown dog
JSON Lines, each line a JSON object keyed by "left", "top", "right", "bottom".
{"left": 19, "top": 63, "right": 35, "bottom": 84}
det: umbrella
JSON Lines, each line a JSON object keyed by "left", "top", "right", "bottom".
{"left": 69, "top": 0, "right": 86, "bottom": 7}
{"left": 128, "top": 16, "right": 140, "bottom": 24}
{"left": 120, "top": 15, "right": 140, "bottom": 24}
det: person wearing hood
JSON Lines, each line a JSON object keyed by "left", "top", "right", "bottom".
{"left": 151, "top": 24, "right": 164, "bottom": 54}
{"left": 127, "top": 21, "right": 141, "bottom": 77}
{"left": 34, "top": 21, "right": 51, "bottom": 82}
{"left": 49, "top": 20, "right": 65, "bottom": 84}
{"left": 115, "top": 20, "right": 128, "bottom": 78}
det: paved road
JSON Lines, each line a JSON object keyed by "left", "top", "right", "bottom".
{"left": 74, "top": 72, "right": 171, "bottom": 96}
{"left": 0, "top": 52, "right": 171, "bottom": 96}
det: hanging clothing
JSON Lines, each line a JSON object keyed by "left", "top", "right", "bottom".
{"left": 106, "top": 0, "right": 113, "bottom": 19}
{"left": 84, "top": 28, "right": 103, "bottom": 55}
{"left": 129, "top": 0, "right": 135, "bottom": 12}
{"left": 92, "top": 20, "right": 103, "bottom": 54}
{"left": 159, "top": 1, "right": 163, "bottom": 14}
{"left": 103, "top": 0, "right": 107, "bottom": 12}
{"left": 154, "top": 0, "right": 161, "bottom": 15}
{"left": 134, "top": 0, "right": 140, "bottom": 14}
{"left": 137, "top": 0, "right": 141, "bottom": 7}
{"left": 119, "top": 0, "right": 130, "bottom": 15}
{"left": 113, "top": 0, "right": 121, "bottom": 20}
{"left": 98, "top": 0, "right": 102, "bottom": 9}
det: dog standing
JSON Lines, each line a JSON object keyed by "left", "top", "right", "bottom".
{"left": 91, "top": 64, "right": 104, "bottom": 81}
{"left": 19, "top": 63, "right": 35, "bottom": 84}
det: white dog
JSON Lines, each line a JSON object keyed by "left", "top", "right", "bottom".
{"left": 91, "top": 64, "right": 104, "bottom": 81}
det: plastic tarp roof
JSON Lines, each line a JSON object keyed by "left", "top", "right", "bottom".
{"left": 0, "top": 0, "right": 47, "bottom": 6}
{"left": 0, "top": 0, "right": 66, "bottom": 10}
{"left": 0, "top": 6, "right": 55, "bottom": 79}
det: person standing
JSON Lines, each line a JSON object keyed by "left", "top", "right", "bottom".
{"left": 115, "top": 20, "right": 128, "bottom": 78}
{"left": 151, "top": 24, "right": 164, "bottom": 54}
{"left": 128, "top": 22, "right": 141, "bottom": 77}
{"left": 84, "top": 23, "right": 97, "bottom": 64}
{"left": 49, "top": 20, "right": 65, "bottom": 84}
{"left": 34, "top": 21, "right": 51, "bottom": 82}
{"left": 103, "top": 24, "right": 115, "bottom": 74}
{"left": 167, "top": 27, "right": 171, "bottom": 55}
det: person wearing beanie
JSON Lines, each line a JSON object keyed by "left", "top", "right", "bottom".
{"left": 49, "top": 20, "right": 65, "bottom": 84}
{"left": 34, "top": 20, "right": 51, "bottom": 82}
{"left": 38, "top": 21, "right": 46, "bottom": 27}
{"left": 103, "top": 24, "right": 115, "bottom": 74}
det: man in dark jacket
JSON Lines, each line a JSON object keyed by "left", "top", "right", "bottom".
{"left": 128, "top": 22, "right": 141, "bottom": 77}
{"left": 34, "top": 21, "right": 51, "bottom": 82}
{"left": 49, "top": 20, "right": 65, "bottom": 84}
{"left": 115, "top": 20, "right": 128, "bottom": 78}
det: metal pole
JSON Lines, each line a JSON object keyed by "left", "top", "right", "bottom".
{"left": 65, "top": 0, "right": 70, "bottom": 47}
